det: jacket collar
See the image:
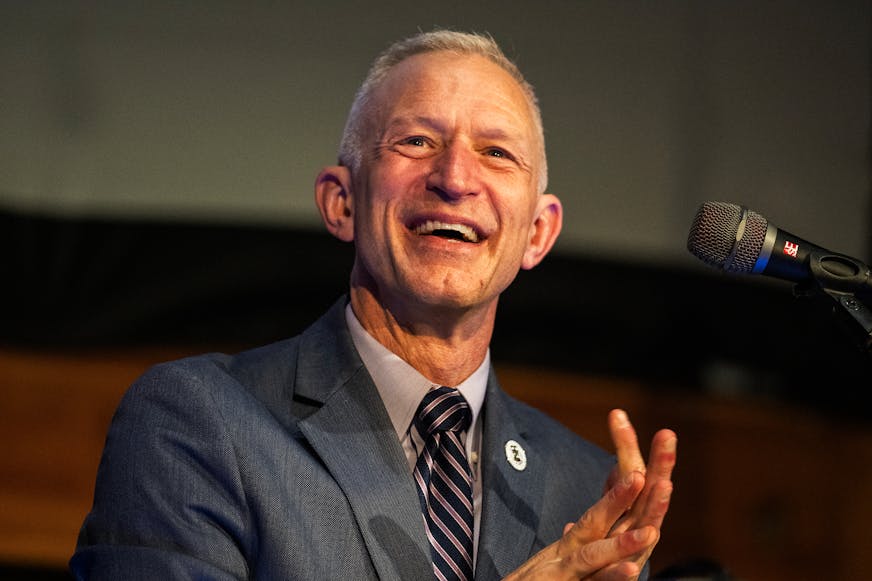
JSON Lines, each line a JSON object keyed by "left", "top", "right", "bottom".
{"left": 295, "top": 298, "right": 546, "bottom": 580}
{"left": 475, "top": 373, "right": 548, "bottom": 579}
{"left": 296, "top": 297, "right": 433, "bottom": 580}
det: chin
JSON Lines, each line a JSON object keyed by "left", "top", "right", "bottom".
{"left": 407, "top": 284, "right": 493, "bottom": 313}
{"left": 396, "top": 259, "right": 516, "bottom": 309}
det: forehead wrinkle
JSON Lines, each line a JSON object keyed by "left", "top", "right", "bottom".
{"left": 381, "top": 58, "right": 531, "bottom": 128}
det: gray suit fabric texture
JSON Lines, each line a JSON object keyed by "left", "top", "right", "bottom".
{"left": 70, "top": 297, "right": 619, "bottom": 580}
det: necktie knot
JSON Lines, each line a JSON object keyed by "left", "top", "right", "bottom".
{"left": 414, "top": 386, "right": 471, "bottom": 437}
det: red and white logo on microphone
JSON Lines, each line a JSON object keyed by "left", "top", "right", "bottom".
{"left": 783, "top": 240, "right": 799, "bottom": 258}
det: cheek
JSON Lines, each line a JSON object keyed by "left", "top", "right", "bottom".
{"left": 370, "top": 153, "right": 426, "bottom": 185}
{"left": 353, "top": 191, "right": 405, "bottom": 256}
{"left": 497, "top": 196, "right": 538, "bottom": 236}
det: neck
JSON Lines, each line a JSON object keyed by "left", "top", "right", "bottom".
{"left": 349, "top": 286, "right": 496, "bottom": 386}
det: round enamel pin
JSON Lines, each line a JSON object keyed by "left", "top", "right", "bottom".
{"left": 504, "top": 439, "right": 527, "bottom": 471}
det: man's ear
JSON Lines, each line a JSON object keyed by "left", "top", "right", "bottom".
{"left": 315, "top": 165, "right": 354, "bottom": 242}
{"left": 521, "top": 193, "right": 563, "bottom": 270}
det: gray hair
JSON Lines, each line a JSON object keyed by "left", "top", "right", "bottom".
{"left": 338, "top": 30, "right": 548, "bottom": 194}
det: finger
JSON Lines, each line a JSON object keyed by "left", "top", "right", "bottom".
{"left": 630, "top": 430, "right": 677, "bottom": 525}
{"left": 503, "top": 517, "right": 650, "bottom": 581}
{"left": 606, "top": 416, "right": 679, "bottom": 541}
{"left": 567, "top": 471, "right": 644, "bottom": 544}
{"left": 608, "top": 409, "right": 645, "bottom": 477}
{"left": 605, "top": 464, "right": 620, "bottom": 492}
{"left": 610, "top": 475, "right": 674, "bottom": 537}
{"left": 564, "top": 526, "right": 657, "bottom": 578}
{"left": 504, "top": 492, "right": 656, "bottom": 581}
{"left": 503, "top": 526, "right": 653, "bottom": 581}
{"left": 647, "top": 428, "right": 678, "bottom": 481}
{"left": 637, "top": 478, "right": 673, "bottom": 531}
{"left": 589, "top": 560, "right": 643, "bottom": 581}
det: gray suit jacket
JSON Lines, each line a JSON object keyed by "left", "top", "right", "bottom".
{"left": 71, "top": 297, "right": 615, "bottom": 580}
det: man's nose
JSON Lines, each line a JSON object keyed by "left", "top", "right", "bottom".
{"left": 426, "top": 142, "right": 481, "bottom": 200}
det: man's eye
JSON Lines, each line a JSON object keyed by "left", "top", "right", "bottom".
{"left": 391, "top": 135, "right": 435, "bottom": 158}
{"left": 486, "top": 148, "right": 511, "bottom": 159}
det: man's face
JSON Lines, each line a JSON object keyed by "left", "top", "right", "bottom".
{"left": 349, "top": 51, "right": 552, "bottom": 315}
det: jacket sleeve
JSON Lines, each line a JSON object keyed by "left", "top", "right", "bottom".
{"left": 70, "top": 361, "right": 252, "bottom": 580}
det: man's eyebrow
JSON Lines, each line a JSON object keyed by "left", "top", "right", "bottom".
{"left": 383, "top": 115, "right": 445, "bottom": 133}
{"left": 476, "top": 126, "right": 526, "bottom": 144}
{"left": 387, "top": 117, "right": 525, "bottom": 139}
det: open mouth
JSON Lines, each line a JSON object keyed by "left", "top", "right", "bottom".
{"left": 413, "top": 220, "right": 481, "bottom": 243}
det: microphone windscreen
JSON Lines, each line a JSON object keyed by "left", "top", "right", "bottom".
{"left": 687, "top": 201, "right": 769, "bottom": 273}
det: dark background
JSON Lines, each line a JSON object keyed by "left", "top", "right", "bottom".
{"left": 4, "top": 210, "right": 870, "bottom": 424}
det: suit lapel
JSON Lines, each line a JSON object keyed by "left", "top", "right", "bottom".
{"left": 291, "top": 301, "right": 548, "bottom": 579}
{"left": 475, "top": 373, "right": 548, "bottom": 579}
{"left": 295, "top": 300, "right": 432, "bottom": 580}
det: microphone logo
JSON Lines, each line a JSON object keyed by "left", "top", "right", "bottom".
{"left": 783, "top": 241, "right": 799, "bottom": 258}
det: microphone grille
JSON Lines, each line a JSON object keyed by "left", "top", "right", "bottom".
{"left": 687, "top": 201, "right": 768, "bottom": 273}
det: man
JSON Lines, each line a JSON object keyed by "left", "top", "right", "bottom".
{"left": 71, "top": 30, "right": 676, "bottom": 580}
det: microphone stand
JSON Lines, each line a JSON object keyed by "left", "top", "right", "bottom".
{"left": 793, "top": 251, "right": 872, "bottom": 356}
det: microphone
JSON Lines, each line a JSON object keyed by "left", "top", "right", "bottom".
{"left": 686, "top": 201, "right": 872, "bottom": 295}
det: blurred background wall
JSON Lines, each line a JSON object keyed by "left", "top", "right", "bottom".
{"left": 1, "top": 1, "right": 870, "bottom": 579}
{"left": 2, "top": 1, "right": 869, "bottom": 262}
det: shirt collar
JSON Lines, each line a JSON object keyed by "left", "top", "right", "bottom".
{"left": 345, "top": 303, "right": 488, "bottom": 440}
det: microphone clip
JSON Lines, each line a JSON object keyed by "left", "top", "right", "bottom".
{"left": 794, "top": 251, "right": 872, "bottom": 355}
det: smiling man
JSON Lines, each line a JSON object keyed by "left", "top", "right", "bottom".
{"left": 72, "top": 31, "right": 676, "bottom": 581}
{"left": 316, "top": 47, "right": 560, "bottom": 386}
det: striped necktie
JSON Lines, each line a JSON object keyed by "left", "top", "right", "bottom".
{"left": 413, "top": 386, "right": 474, "bottom": 581}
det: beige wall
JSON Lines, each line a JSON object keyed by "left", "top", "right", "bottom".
{"left": 1, "top": 1, "right": 869, "bottom": 265}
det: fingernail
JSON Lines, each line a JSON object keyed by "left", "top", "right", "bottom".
{"left": 633, "top": 528, "right": 651, "bottom": 542}
{"left": 614, "top": 409, "right": 629, "bottom": 426}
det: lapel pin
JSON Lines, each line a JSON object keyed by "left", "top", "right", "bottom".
{"left": 504, "top": 439, "right": 527, "bottom": 471}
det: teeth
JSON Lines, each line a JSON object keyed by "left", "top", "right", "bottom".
{"left": 414, "top": 220, "right": 479, "bottom": 242}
